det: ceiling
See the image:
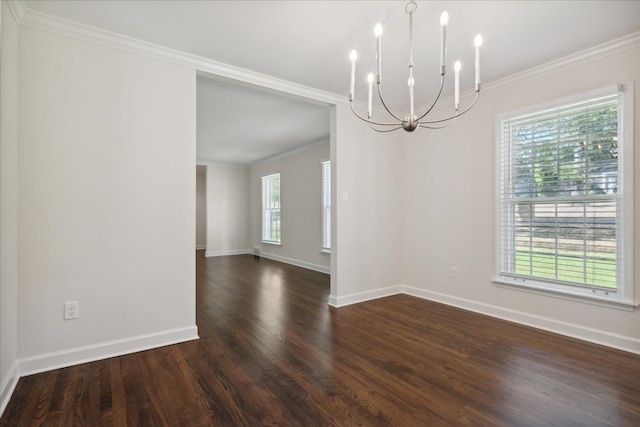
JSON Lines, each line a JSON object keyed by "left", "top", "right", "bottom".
{"left": 197, "top": 76, "right": 329, "bottom": 165}
{"left": 23, "top": 1, "right": 640, "bottom": 164}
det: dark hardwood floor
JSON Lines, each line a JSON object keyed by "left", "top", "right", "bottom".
{"left": 3, "top": 252, "right": 640, "bottom": 425}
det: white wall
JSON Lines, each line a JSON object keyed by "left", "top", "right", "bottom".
{"left": 0, "top": 1, "right": 19, "bottom": 412}
{"left": 250, "top": 141, "right": 331, "bottom": 272}
{"left": 196, "top": 165, "right": 207, "bottom": 249}
{"left": 17, "top": 26, "right": 198, "bottom": 368}
{"left": 401, "top": 44, "right": 640, "bottom": 352}
{"left": 3, "top": 8, "right": 636, "bottom": 423}
{"left": 331, "top": 105, "right": 405, "bottom": 305}
{"left": 200, "top": 162, "right": 250, "bottom": 256}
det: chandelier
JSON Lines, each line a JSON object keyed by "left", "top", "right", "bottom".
{"left": 349, "top": 1, "right": 483, "bottom": 132}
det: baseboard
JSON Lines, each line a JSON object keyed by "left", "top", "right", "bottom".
{"left": 327, "top": 282, "right": 640, "bottom": 354}
{"left": 259, "top": 252, "right": 330, "bottom": 274}
{"left": 204, "top": 249, "right": 251, "bottom": 257}
{"left": 195, "top": 245, "right": 206, "bottom": 250}
{"left": 18, "top": 325, "right": 199, "bottom": 377}
{"left": 328, "top": 294, "right": 338, "bottom": 307}
{"left": 328, "top": 285, "right": 402, "bottom": 308}
{"left": 402, "top": 286, "right": 640, "bottom": 355}
{"left": 203, "top": 250, "right": 330, "bottom": 275}
{"left": 0, "top": 361, "right": 19, "bottom": 418}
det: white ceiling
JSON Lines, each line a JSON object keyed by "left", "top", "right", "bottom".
{"left": 23, "top": 0, "right": 640, "bottom": 163}
{"left": 197, "top": 76, "right": 329, "bottom": 165}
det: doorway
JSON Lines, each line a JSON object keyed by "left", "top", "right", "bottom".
{"left": 195, "top": 73, "right": 333, "bottom": 277}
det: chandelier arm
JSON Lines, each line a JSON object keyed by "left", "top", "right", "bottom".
{"left": 415, "top": 75, "right": 445, "bottom": 122}
{"left": 420, "top": 92, "right": 479, "bottom": 124}
{"left": 418, "top": 119, "right": 457, "bottom": 130}
{"left": 350, "top": 101, "right": 401, "bottom": 127}
{"left": 369, "top": 122, "right": 404, "bottom": 133}
{"left": 376, "top": 84, "right": 404, "bottom": 122}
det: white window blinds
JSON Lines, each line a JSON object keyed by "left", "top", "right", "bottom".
{"left": 262, "top": 173, "right": 281, "bottom": 244}
{"left": 321, "top": 161, "right": 331, "bottom": 251}
{"left": 497, "top": 86, "right": 633, "bottom": 304}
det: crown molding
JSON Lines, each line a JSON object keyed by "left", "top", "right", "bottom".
{"left": 12, "top": 0, "right": 344, "bottom": 106}
{"left": 6, "top": 0, "right": 27, "bottom": 23}
{"left": 415, "top": 31, "right": 640, "bottom": 114}
{"left": 250, "top": 137, "right": 330, "bottom": 168}
{"left": 195, "top": 160, "right": 250, "bottom": 169}
{"left": 10, "top": 0, "right": 639, "bottom": 112}
{"left": 196, "top": 136, "right": 329, "bottom": 168}
{"left": 482, "top": 31, "right": 640, "bottom": 95}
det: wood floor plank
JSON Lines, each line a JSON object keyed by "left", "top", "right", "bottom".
{"left": 2, "top": 252, "right": 640, "bottom": 426}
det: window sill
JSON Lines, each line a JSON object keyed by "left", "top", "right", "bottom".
{"left": 261, "top": 241, "right": 281, "bottom": 246}
{"left": 492, "top": 277, "right": 637, "bottom": 312}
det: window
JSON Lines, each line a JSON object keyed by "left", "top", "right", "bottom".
{"left": 496, "top": 85, "right": 633, "bottom": 307}
{"left": 321, "top": 160, "right": 331, "bottom": 252}
{"left": 262, "top": 173, "right": 281, "bottom": 244}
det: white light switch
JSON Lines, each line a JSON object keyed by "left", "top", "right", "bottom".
{"left": 343, "top": 192, "right": 349, "bottom": 202}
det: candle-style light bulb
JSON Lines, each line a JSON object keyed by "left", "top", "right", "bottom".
{"left": 440, "top": 10, "right": 449, "bottom": 26}
{"left": 474, "top": 34, "right": 482, "bottom": 91}
{"left": 374, "top": 22, "right": 383, "bottom": 37}
{"left": 367, "top": 73, "right": 374, "bottom": 118}
{"left": 375, "top": 23, "right": 383, "bottom": 82}
{"left": 440, "top": 11, "right": 449, "bottom": 75}
{"left": 349, "top": 50, "right": 358, "bottom": 100}
{"left": 474, "top": 33, "right": 483, "bottom": 48}
{"left": 454, "top": 60, "right": 461, "bottom": 110}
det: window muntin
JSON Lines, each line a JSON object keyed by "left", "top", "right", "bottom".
{"left": 496, "top": 86, "right": 633, "bottom": 304}
{"left": 321, "top": 160, "right": 331, "bottom": 252}
{"left": 262, "top": 173, "right": 281, "bottom": 244}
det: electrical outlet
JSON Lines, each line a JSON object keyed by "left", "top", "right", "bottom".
{"left": 450, "top": 267, "right": 458, "bottom": 279}
{"left": 64, "top": 301, "right": 79, "bottom": 320}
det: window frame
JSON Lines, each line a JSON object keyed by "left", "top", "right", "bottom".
{"left": 261, "top": 172, "right": 281, "bottom": 245}
{"left": 321, "top": 160, "right": 331, "bottom": 253}
{"left": 493, "top": 84, "right": 635, "bottom": 310}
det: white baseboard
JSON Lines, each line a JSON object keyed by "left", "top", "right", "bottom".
{"left": 328, "top": 294, "right": 338, "bottom": 307}
{"left": 0, "top": 361, "right": 19, "bottom": 418}
{"left": 0, "top": 326, "right": 199, "bottom": 417}
{"left": 195, "top": 245, "right": 206, "bottom": 250}
{"left": 327, "top": 283, "right": 640, "bottom": 354}
{"left": 202, "top": 250, "right": 330, "bottom": 275}
{"left": 18, "top": 325, "right": 199, "bottom": 377}
{"left": 204, "top": 249, "right": 251, "bottom": 257}
{"left": 259, "top": 252, "right": 330, "bottom": 274}
{"left": 402, "top": 286, "right": 640, "bottom": 355}
{"left": 328, "top": 285, "right": 402, "bottom": 308}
